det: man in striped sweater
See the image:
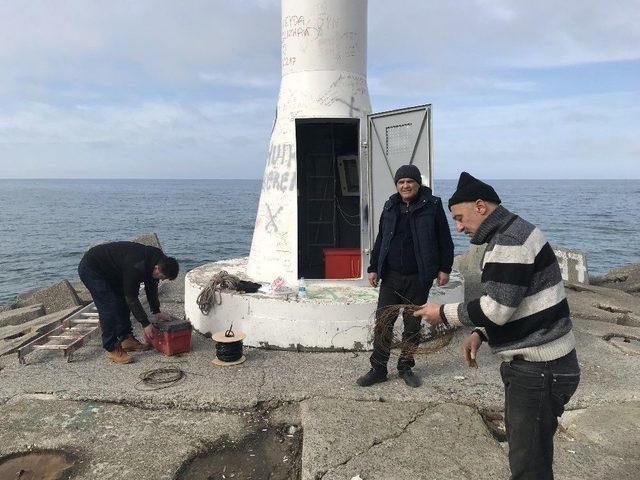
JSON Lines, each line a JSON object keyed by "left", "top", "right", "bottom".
{"left": 416, "top": 172, "right": 580, "bottom": 480}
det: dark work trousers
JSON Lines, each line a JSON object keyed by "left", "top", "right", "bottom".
{"left": 500, "top": 349, "right": 580, "bottom": 480}
{"left": 78, "top": 259, "right": 133, "bottom": 352}
{"left": 370, "top": 270, "right": 431, "bottom": 373}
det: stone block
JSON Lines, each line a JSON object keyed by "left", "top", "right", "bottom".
{"left": 553, "top": 245, "right": 589, "bottom": 284}
{"left": 132, "top": 233, "right": 162, "bottom": 250}
{"left": 15, "top": 279, "right": 82, "bottom": 314}
{"left": 591, "top": 262, "right": 640, "bottom": 296}
{"left": 0, "top": 303, "right": 16, "bottom": 313}
{"left": 453, "top": 244, "right": 486, "bottom": 276}
{"left": 565, "top": 282, "right": 640, "bottom": 325}
{"left": 0, "top": 304, "right": 45, "bottom": 329}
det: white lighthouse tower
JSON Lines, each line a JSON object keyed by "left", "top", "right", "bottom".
{"left": 248, "top": 0, "right": 371, "bottom": 284}
{"left": 184, "top": 0, "right": 464, "bottom": 350}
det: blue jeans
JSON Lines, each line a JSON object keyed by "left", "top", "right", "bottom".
{"left": 500, "top": 349, "right": 580, "bottom": 480}
{"left": 78, "top": 259, "right": 132, "bottom": 351}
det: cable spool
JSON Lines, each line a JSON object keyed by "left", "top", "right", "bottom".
{"left": 212, "top": 324, "right": 246, "bottom": 366}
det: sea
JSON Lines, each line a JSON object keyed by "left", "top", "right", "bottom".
{"left": 1, "top": 179, "right": 638, "bottom": 304}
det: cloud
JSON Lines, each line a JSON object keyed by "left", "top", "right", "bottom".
{"left": 0, "top": 0, "right": 281, "bottom": 98}
{"left": 0, "top": 0, "right": 638, "bottom": 178}
{"left": 369, "top": 0, "right": 640, "bottom": 70}
{"left": 0, "top": 99, "right": 274, "bottom": 145}
{"left": 433, "top": 91, "right": 640, "bottom": 178}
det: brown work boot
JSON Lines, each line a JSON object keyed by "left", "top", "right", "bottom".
{"left": 106, "top": 343, "right": 134, "bottom": 364}
{"left": 121, "top": 333, "right": 151, "bottom": 352}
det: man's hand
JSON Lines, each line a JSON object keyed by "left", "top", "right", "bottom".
{"left": 461, "top": 331, "right": 483, "bottom": 368}
{"left": 368, "top": 272, "right": 379, "bottom": 288}
{"left": 414, "top": 302, "right": 442, "bottom": 326}
{"left": 152, "top": 312, "right": 171, "bottom": 322}
{"left": 142, "top": 324, "right": 155, "bottom": 344}
{"left": 437, "top": 271, "right": 450, "bottom": 286}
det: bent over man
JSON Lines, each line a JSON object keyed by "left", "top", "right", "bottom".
{"left": 78, "top": 241, "right": 179, "bottom": 364}
{"left": 357, "top": 164, "right": 454, "bottom": 388}
{"left": 416, "top": 172, "right": 580, "bottom": 479}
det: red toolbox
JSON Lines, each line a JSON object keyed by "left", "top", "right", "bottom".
{"left": 323, "top": 248, "right": 361, "bottom": 279}
{"left": 146, "top": 317, "right": 192, "bottom": 356}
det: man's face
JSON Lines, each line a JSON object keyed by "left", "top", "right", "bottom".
{"left": 450, "top": 201, "right": 488, "bottom": 237}
{"left": 396, "top": 178, "right": 420, "bottom": 201}
{"left": 152, "top": 265, "right": 168, "bottom": 280}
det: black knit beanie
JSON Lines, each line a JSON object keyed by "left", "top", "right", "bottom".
{"left": 448, "top": 172, "right": 501, "bottom": 209}
{"left": 393, "top": 164, "right": 422, "bottom": 185}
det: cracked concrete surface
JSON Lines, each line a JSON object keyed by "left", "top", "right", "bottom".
{"left": 311, "top": 402, "right": 509, "bottom": 480}
{"left": 0, "top": 395, "right": 245, "bottom": 480}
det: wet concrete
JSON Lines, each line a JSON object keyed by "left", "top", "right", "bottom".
{"left": 0, "top": 450, "right": 76, "bottom": 480}
{"left": 176, "top": 425, "right": 302, "bottom": 480}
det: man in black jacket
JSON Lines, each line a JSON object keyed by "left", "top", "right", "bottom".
{"left": 78, "top": 241, "right": 179, "bottom": 364}
{"left": 357, "top": 165, "right": 454, "bottom": 387}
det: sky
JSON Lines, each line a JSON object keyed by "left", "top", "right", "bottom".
{"left": 0, "top": 0, "right": 638, "bottom": 179}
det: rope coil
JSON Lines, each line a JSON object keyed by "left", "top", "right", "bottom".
{"left": 135, "top": 366, "right": 185, "bottom": 391}
{"left": 196, "top": 270, "right": 241, "bottom": 315}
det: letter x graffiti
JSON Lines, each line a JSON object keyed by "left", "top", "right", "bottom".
{"left": 265, "top": 205, "right": 283, "bottom": 233}
{"left": 336, "top": 96, "right": 360, "bottom": 117}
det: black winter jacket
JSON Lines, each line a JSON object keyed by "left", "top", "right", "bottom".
{"left": 81, "top": 241, "right": 163, "bottom": 326}
{"left": 368, "top": 186, "right": 454, "bottom": 290}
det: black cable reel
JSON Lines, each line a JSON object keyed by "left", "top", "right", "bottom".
{"left": 212, "top": 323, "right": 246, "bottom": 366}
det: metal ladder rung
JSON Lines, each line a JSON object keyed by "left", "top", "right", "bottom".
{"left": 34, "top": 344, "right": 71, "bottom": 350}
{"left": 71, "top": 319, "right": 99, "bottom": 324}
{"left": 49, "top": 335, "right": 81, "bottom": 340}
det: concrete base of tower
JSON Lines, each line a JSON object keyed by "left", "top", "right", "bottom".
{"left": 184, "top": 257, "right": 465, "bottom": 351}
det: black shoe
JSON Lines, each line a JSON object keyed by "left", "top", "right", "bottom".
{"left": 356, "top": 368, "right": 388, "bottom": 387}
{"left": 399, "top": 369, "right": 422, "bottom": 388}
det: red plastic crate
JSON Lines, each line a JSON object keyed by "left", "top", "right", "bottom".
{"left": 146, "top": 318, "right": 192, "bottom": 356}
{"left": 323, "top": 248, "right": 361, "bottom": 279}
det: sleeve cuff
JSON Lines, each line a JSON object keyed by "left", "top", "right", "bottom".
{"left": 443, "top": 303, "right": 463, "bottom": 327}
{"left": 439, "top": 266, "right": 452, "bottom": 274}
{"left": 472, "top": 327, "right": 488, "bottom": 342}
{"left": 367, "top": 266, "right": 377, "bottom": 273}
{"left": 139, "top": 318, "right": 150, "bottom": 328}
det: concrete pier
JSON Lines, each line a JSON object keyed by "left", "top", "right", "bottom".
{"left": 185, "top": 257, "right": 464, "bottom": 350}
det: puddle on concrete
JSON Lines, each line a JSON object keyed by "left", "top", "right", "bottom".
{"left": 480, "top": 411, "right": 506, "bottom": 443}
{"left": 175, "top": 424, "right": 302, "bottom": 480}
{"left": 0, "top": 450, "right": 76, "bottom": 480}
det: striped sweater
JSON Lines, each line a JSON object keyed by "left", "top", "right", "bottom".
{"left": 442, "top": 205, "right": 575, "bottom": 362}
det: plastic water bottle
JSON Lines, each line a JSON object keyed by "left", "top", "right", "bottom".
{"left": 298, "top": 277, "right": 307, "bottom": 298}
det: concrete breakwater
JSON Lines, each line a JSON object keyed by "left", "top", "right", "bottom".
{"left": 1, "top": 239, "right": 639, "bottom": 479}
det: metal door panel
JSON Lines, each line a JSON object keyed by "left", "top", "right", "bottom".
{"left": 367, "top": 104, "right": 432, "bottom": 243}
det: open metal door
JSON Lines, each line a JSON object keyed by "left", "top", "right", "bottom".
{"left": 367, "top": 104, "right": 433, "bottom": 244}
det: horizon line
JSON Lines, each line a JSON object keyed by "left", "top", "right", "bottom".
{"left": 0, "top": 177, "right": 640, "bottom": 182}
{"left": 1, "top": 177, "right": 638, "bottom": 181}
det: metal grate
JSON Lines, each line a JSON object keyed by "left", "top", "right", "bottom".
{"left": 385, "top": 122, "right": 412, "bottom": 156}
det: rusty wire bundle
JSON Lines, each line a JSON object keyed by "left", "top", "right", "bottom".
{"left": 370, "top": 303, "right": 457, "bottom": 356}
